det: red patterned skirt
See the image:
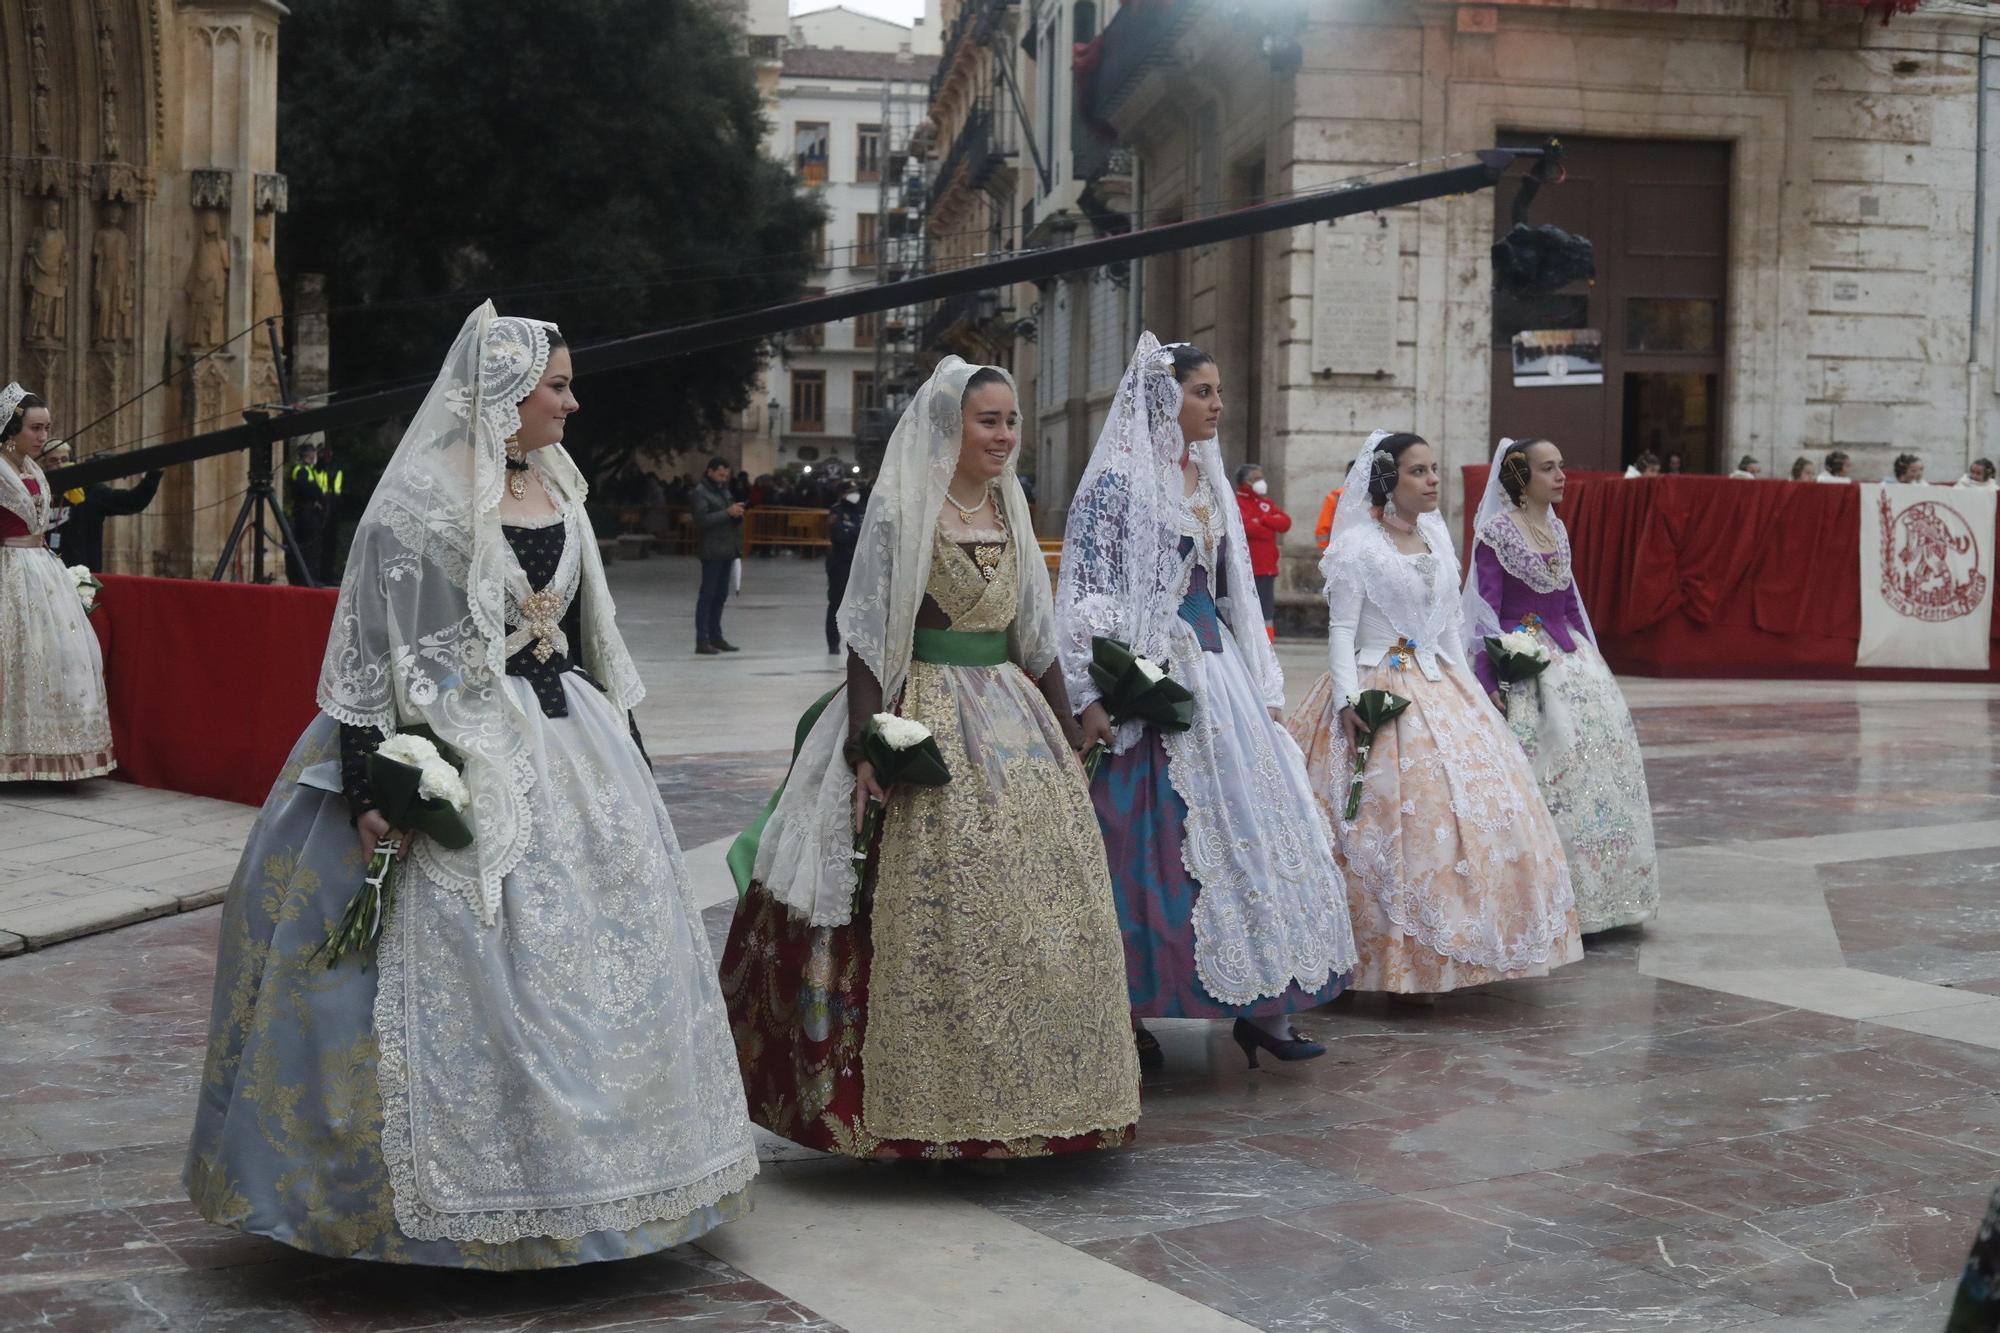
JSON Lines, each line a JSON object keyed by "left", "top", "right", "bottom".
{"left": 719, "top": 883, "right": 1135, "bottom": 1160}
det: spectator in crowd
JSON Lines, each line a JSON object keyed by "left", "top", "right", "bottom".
{"left": 731, "top": 470, "right": 752, "bottom": 503}
{"left": 1234, "top": 463, "right": 1291, "bottom": 642}
{"left": 692, "top": 455, "right": 745, "bottom": 655}
{"left": 1818, "top": 450, "right": 1852, "bottom": 483}
{"left": 1790, "top": 456, "right": 1817, "bottom": 481}
{"left": 53, "top": 468, "right": 164, "bottom": 572}
{"left": 1891, "top": 453, "right": 1925, "bottom": 483}
{"left": 1728, "top": 454, "right": 1762, "bottom": 479}
{"left": 824, "top": 481, "right": 866, "bottom": 654}
{"left": 1314, "top": 483, "right": 1343, "bottom": 550}
{"left": 1624, "top": 451, "right": 1662, "bottom": 479}
{"left": 1663, "top": 451, "right": 1685, "bottom": 475}
{"left": 1956, "top": 458, "right": 1997, "bottom": 489}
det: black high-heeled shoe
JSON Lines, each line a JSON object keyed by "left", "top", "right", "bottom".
{"left": 1134, "top": 1027, "right": 1165, "bottom": 1072}
{"left": 1231, "top": 1018, "right": 1326, "bottom": 1069}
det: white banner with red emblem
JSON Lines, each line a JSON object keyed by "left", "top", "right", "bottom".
{"left": 1858, "top": 484, "right": 1996, "bottom": 669}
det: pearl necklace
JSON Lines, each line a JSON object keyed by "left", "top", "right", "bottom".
{"left": 945, "top": 481, "right": 993, "bottom": 522}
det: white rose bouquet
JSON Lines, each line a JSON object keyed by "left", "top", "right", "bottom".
{"left": 1483, "top": 626, "right": 1553, "bottom": 688}
{"left": 1082, "top": 635, "right": 1196, "bottom": 778}
{"left": 316, "top": 726, "right": 473, "bottom": 967}
{"left": 68, "top": 564, "right": 103, "bottom": 615}
{"left": 852, "top": 711, "right": 950, "bottom": 862}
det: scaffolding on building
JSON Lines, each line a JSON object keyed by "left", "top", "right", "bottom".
{"left": 858, "top": 78, "right": 934, "bottom": 466}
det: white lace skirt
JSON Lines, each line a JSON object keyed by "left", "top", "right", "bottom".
{"left": 0, "top": 544, "right": 114, "bottom": 781}
{"left": 1505, "top": 639, "right": 1661, "bottom": 933}
{"left": 1158, "top": 621, "right": 1357, "bottom": 1006}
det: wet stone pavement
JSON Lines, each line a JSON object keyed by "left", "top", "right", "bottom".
{"left": 0, "top": 557, "right": 1995, "bottom": 1331}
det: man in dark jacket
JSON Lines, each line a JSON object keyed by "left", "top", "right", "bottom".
{"left": 691, "top": 454, "right": 745, "bottom": 655}
{"left": 51, "top": 470, "right": 164, "bottom": 572}
{"left": 825, "top": 482, "right": 866, "bottom": 654}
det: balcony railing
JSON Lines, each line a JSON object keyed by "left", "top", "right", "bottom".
{"left": 930, "top": 0, "right": 1015, "bottom": 100}
{"left": 929, "top": 104, "right": 1015, "bottom": 212}
{"left": 1078, "top": 0, "right": 1204, "bottom": 128}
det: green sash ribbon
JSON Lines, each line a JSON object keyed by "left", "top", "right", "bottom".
{"left": 911, "top": 627, "right": 1008, "bottom": 667}
{"left": 726, "top": 685, "right": 840, "bottom": 898}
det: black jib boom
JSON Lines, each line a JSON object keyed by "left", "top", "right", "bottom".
{"left": 49, "top": 148, "right": 1543, "bottom": 490}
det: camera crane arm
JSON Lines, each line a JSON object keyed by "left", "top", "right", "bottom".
{"left": 50, "top": 147, "right": 1554, "bottom": 491}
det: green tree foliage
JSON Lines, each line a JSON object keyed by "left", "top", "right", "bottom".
{"left": 279, "top": 0, "right": 822, "bottom": 489}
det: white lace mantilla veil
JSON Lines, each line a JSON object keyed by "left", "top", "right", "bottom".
{"left": 0, "top": 381, "right": 51, "bottom": 535}
{"left": 316, "top": 302, "right": 643, "bottom": 926}
{"left": 1056, "top": 333, "right": 1285, "bottom": 755}
{"left": 1319, "top": 430, "right": 1463, "bottom": 680}
{"left": 753, "top": 356, "right": 1053, "bottom": 926}
{"left": 1459, "top": 437, "right": 1598, "bottom": 661}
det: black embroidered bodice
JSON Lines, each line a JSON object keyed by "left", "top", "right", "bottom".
{"left": 340, "top": 520, "right": 648, "bottom": 819}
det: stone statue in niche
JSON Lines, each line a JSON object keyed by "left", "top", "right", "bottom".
{"left": 186, "top": 209, "right": 232, "bottom": 350}
{"left": 22, "top": 199, "right": 69, "bottom": 344}
{"left": 251, "top": 213, "right": 283, "bottom": 354}
{"left": 102, "top": 86, "right": 122, "bottom": 161}
{"left": 92, "top": 202, "right": 135, "bottom": 345}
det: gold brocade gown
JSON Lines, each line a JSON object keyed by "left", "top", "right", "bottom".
{"left": 721, "top": 525, "right": 1141, "bottom": 1157}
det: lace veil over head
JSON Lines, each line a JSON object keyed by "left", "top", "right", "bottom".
{"left": 316, "top": 302, "right": 642, "bottom": 925}
{"left": 1459, "top": 436, "right": 1597, "bottom": 660}
{"left": 756, "top": 355, "right": 1052, "bottom": 926}
{"left": 1056, "top": 333, "right": 1284, "bottom": 754}
{"left": 0, "top": 382, "right": 49, "bottom": 534}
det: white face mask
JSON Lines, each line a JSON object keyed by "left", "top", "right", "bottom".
{"left": 1250, "top": 479, "right": 1269, "bottom": 496}
{"left": 844, "top": 491, "right": 861, "bottom": 504}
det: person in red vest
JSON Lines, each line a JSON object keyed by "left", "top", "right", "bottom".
{"left": 1235, "top": 463, "right": 1290, "bottom": 642}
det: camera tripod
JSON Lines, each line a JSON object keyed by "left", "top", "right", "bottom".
{"left": 209, "top": 428, "right": 320, "bottom": 586}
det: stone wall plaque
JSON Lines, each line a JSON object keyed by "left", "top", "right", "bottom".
{"left": 1311, "top": 215, "right": 1399, "bottom": 378}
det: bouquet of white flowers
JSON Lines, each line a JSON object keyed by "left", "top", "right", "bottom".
{"left": 316, "top": 727, "right": 472, "bottom": 968}
{"left": 68, "top": 564, "right": 102, "bottom": 615}
{"left": 852, "top": 711, "right": 950, "bottom": 862}
{"left": 1082, "top": 635, "right": 1196, "bottom": 778}
{"left": 1484, "top": 627, "right": 1553, "bottom": 687}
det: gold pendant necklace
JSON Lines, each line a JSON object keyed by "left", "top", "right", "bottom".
{"left": 505, "top": 438, "right": 530, "bottom": 500}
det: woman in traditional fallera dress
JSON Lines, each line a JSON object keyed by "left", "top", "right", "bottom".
{"left": 0, "top": 383, "right": 116, "bottom": 782}
{"left": 185, "top": 305, "right": 758, "bottom": 1268}
{"left": 721, "top": 356, "right": 1139, "bottom": 1159}
{"left": 1464, "top": 437, "right": 1660, "bottom": 933}
{"left": 1288, "top": 431, "right": 1581, "bottom": 998}
{"left": 1058, "top": 336, "right": 1356, "bottom": 1068}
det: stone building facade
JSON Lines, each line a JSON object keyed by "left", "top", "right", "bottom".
{"left": 1074, "top": 0, "right": 2000, "bottom": 616}
{"left": 2, "top": 0, "right": 286, "bottom": 578}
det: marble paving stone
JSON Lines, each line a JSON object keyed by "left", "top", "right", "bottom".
{"left": 0, "top": 1141, "right": 192, "bottom": 1223}
{"left": 1076, "top": 1213, "right": 1397, "bottom": 1330}
{"left": 942, "top": 1137, "right": 1389, "bottom": 1244}
{"left": 1298, "top": 1249, "right": 1777, "bottom": 1331}
{"left": 1244, "top": 1101, "right": 1645, "bottom": 1196}
{"left": 1715, "top": 1285, "right": 1954, "bottom": 1331}
{"left": 4, "top": 886, "right": 180, "bottom": 948}
{"left": 1868, "top": 995, "right": 2000, "bottom": 1049}
{"left": 1611, "top": 1191, "right": 1976, "bottom": 1318}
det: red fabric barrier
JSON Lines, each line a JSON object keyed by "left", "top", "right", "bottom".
{"left": 91, "top": 575, "right": 338, "bottom": 805}
{"left": 1460, "top": 468, "right": 2000, "bottom": 681}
